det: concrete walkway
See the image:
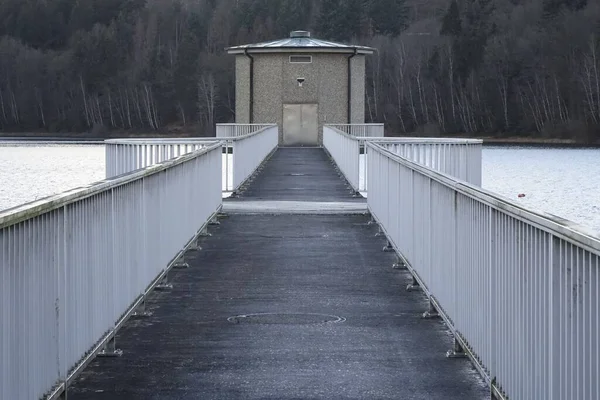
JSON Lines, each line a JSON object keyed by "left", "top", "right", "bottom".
{"left": 228, "top": 147, "right": 365, "bottom": 202}
{"left": 68, "top": 148, "right": 487, "bottom": 399}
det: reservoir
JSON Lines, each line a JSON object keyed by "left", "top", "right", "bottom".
{"left": 1, "top": 142, "right": 599, "bottom": 236}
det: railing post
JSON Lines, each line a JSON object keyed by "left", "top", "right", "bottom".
{"left": 97, "top": 336, "right": 123, "bottom": 358}
{"left": 548, "top": 236, "right": 561, "bottom": 400}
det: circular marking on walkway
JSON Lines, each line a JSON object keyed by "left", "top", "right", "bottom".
{"left": 227, "top": 313, "right": 346, "bottom": 325}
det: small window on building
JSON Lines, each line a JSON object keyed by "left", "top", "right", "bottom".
{"left": 289, "top": 55, "right": 312, "bottom": 64}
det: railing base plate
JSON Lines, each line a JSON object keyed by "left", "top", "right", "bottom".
{"left": 446, "top": 350, "right": 467, "bottom": 359}
{"left": 406, "top": 284, "right": 420, "bottom": 292}
{"left": 155, "top": 283, "right": 173, "bottom": 291}
{"left": 173, "top": 262, "right": 190, "bottom": 269}
{"left": 97, "top": 348, "right": 123, "bottom": 358}
{"left": 131, "top": 311, "right": 153, "bottom": 318}
{"left": 392, "top": 262, "right": 406, "bottom": 270}
{"left": 422, "top": 310, "right": 440, "bottom": 319}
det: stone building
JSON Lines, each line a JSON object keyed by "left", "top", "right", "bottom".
{"left": 226, "top": 31, "right": 374, "bottom": 146}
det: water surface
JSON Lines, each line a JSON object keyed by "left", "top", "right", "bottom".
{"left": 0, "top": 143, "right": 105, "bottom": 211}
{"left": 0, "top": 143, "right": 598, "bottom": 236}
{"left": 483, "top": 146, "right": 600, "bottom": 236}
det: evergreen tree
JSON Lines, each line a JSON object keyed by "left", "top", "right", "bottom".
{"left": 368, "top": 0, "right": 407, "bottom": 37}
{"left": 342, "top": 0, "right": 367, "bottom": 40}
{"left": 543, "top": 0, "right": 587, "bottom": 17}
{"left": 440, "top": 0, "right": 462, "bottom": 36}
{"left": 453, "top": 0, "right": 495, "bottom": 82}
{"left": 316, "top": 0, "right": 345, "bottom": 40}
{"left": 277, "top": 0, "right": 313, "bottom": 36}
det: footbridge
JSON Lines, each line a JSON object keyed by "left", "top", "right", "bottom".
{"left": 1, "top": 124, "right": 599, "bottom": 400}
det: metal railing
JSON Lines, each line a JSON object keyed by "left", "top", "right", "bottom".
{"left": 323, "top": 126, "right": 482, "bottom": 193}
{"left": 323, "top": 126, "right": 360, "bottom": 192}
{"left": 367, "top": 141, "right": 600, "bottom": 400}
{"left": 216, "top": 123, "right": 274, "bottom": 138}
{"left": 0, "top": 143, "right": 223, "bottom": 400}
{"left": 362, "top": 137, "right": 482, "bottom": 192}
{"left": 105, "top": 125, "right": 278, "bottom": 192}
{"left": 374, "top": 138, "right": 482, "bottom": 186}
{"left": 326, "top": 123, "right": 384, "bottom": 137}
{"left": 230, "top": 125, "right": 278, "bottom": 191}
{"left": 105, "top": 139, "right": 213, "bottom": 178}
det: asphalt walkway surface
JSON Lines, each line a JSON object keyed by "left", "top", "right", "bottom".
{"left": 227, "top": 147, "right": 365, "bottom": 202}
{"left": 68, "top": 148, "right": 487, "bottom": 399}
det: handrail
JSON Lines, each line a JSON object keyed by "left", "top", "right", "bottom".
{"left": 371, "top": 139, "right": 482, "bottom": 186}
{"left": 104, "top": 140, "right": 217, "bottom": 179}
{"left": 216, "top": 123, "right": 276, "bottom": 138}
{"left": 323, "top": 126, "right": 360, "bottom": 192}
{"left": 369, "top": 142, "right": 600, "bottom": 247}
{"left": 365, "top": 137, "right": 482, "bottom": 144}
{"left": 1, "top": 142, "right": 222, "bottom": 229}
{"left": 323, "top": 125, "right": 482, "bottom": 192}
{"left": 326, "top": 123, "right": 384, "bottom": 137}
{"left": 367, "top": 141, "right": 600, "bottom": 399}
{"left": 230, "top": 125, "right": 279, "bottom": 192}
{"left": 1, "top": 142, "right": 223, "bottom": 400}
{"left": 105, "top": 125, "right": 279, "bottom": 192}
{"left": 104, "top": 138, "right": 217, "bottom": 144}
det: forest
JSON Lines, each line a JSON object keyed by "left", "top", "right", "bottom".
{"left": 0, "top": 0, "right": 599, "bottom": 141}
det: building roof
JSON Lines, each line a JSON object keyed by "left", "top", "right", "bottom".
{"left": 226, "top": 31, "right": 375, "bottom": 55}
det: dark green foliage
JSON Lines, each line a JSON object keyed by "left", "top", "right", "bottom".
{"left": 543, "top": 0, "right": 587, "bottom": 17}
{"left": 441, "top": 0, "right": 461, "bottom": 36}
{"left": 316, "top": 0, "right": 346, "bottom": 40}
{"left": 276, "top": 0, "right": 314, "bottom": 36}
{"left": 0, "top": 0, "right": 599, "bottom": 141}
{"left": 368, "top": 0, "right": 408, "bottom": 36}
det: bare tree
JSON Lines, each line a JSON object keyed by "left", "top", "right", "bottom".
{"left": 197, "top": 73, "right": 218, "bottom": 134}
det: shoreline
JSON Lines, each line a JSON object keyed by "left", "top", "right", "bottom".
{"left": 1, "top": 133, "right": 599, "bottom": 147}
{"left": 480, "top": 137, "right": 600, "bottom": 148}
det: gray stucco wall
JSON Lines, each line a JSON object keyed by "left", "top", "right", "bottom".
{"left": 235, "top": 55, "right": 251, "bottom": 123}
{"left": 314, "top": 54, "right": 348, "bottom": 143}
{"left": 254, "top": 54, "right": 284, "bottom": 130}
{"left": 350, "top": 55, "right": 366, "bottom": 124}
{"left": 235, "top": 52, "right": 367, "bottom": 144}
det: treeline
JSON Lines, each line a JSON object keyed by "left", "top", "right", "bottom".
{"left": 0, "top": 0, "right": 599, "bottom": 141}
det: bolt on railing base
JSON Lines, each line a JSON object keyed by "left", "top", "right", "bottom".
{"left": 155, "top": 275, "right": 173, "bottom": 291}
{"left": 406, "top": 276, "right": 420, "bottom": 292}
{"left": 187, "top": 243, "right": 202, "bottom": 252}
{"left": 392, "top": 256, "right": 407, "bottom": 269}
{"left": 97, "top": 337, "right": 123, "bottom": 358}
{"left": 422, "top": 310, "right": 440, "bottom": 319}
{"left": 131, "top": 299, "right": 153, "bottom": 318}
{"left": 382, "top": 241, "right": 394, "bottom": 252}
{"left": 422, "top": 300, "right": 440, "bottom": 319}
{"left": 446, "top": 339, "right": 467, "bottom": 359}
{"left": 173, "top": 261, "right": 190, "bottom": 269}
{"left": 199, "top": 226, "right": 212, "bottom": 237}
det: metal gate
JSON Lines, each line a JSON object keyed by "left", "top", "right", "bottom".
{"left": 282, "top": 104, "right": 318, "bottom": 146}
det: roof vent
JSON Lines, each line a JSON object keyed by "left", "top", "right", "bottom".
{"left": 290, "top": 31, "right": 311, "bottom": 38}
